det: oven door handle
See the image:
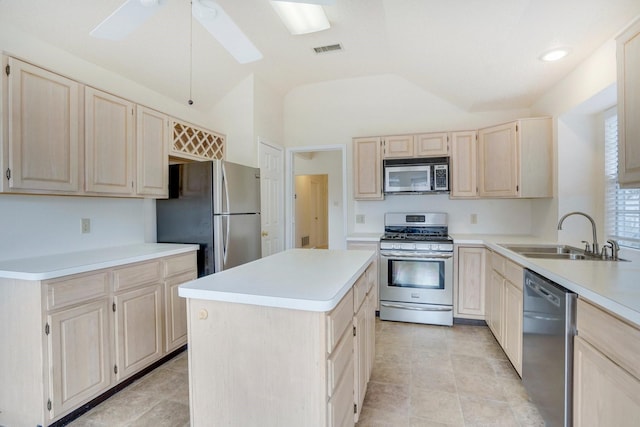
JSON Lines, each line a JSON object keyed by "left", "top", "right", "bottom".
{"left": 380, "top": 252, "right": 453, "bottom": 261}
{"left": 381, "top": 302, "right": 453, "bottom": 312}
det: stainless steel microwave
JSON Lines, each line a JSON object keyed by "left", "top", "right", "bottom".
{"left": 383, "top": 159, "right": 449, "bottom": 194}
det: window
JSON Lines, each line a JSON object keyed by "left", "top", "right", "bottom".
{"left": 604, "top": 108, "right": 640, "bottom": 249}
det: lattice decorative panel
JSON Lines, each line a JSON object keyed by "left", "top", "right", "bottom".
{"left": 171, "top": 120, "right": 225, "bottom": 161}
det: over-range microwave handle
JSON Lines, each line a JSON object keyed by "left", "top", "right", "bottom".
{"left": 380, "top": 302, "right": 453, "bottom": 312}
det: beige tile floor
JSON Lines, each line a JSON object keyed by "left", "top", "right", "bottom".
{"left": 68, "top": 319, "right": 544, "bottom": 426}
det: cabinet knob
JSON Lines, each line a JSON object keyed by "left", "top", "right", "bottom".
{"left": 198, "top": 309, "right": 208, "bottom": 320}
{"left": 261, "top": 231, "right": 269, "bottom": 237}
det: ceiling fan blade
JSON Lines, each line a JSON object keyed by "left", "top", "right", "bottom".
{"left": 90, "top": 0, "right": 163, "bottom": 41}
{"left": 192, "top": 0, "right": 263, "bottom": 64}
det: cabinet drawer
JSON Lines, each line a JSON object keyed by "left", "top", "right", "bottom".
{"left": 504, "top": 259, "right": 523, "bottom": 289}
{"left": 113, "top": 260, "right": 161, "bottom": 292}
{"left": 577, "top": 298, "right": 640, "bottom": 379}
{"left": 164, "top": 252, "right": 197, "bottom": 278}
{"left": 327, "top": 357, "right": 354, "bottom": 427}
{"left": 327, "top": 327, "right": 353, "bottom": 397}
{"left": 46, "top": 272, "right": 110, "bottom": 310}
{"left": 327, "top": 290, "right": 354, "bottom": 353}
{"left": 353, "top": 273, "right": 368, "bottom": 312}
{"left": 490, "top": 251, "right": 505, "bottom": 275}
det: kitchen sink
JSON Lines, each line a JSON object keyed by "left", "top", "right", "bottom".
{"left": 499, "top": 244, "right": 627, "bottom": 261}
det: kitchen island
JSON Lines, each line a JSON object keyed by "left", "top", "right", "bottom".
{"left": 179, "top": 248, "right": 377, "bottom": 427}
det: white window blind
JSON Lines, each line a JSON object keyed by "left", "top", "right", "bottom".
{"left": 604, "top": 108, "right": 640, "bottom": 249}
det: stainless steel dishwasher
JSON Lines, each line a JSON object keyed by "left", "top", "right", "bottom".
{"left": 522, "top": 269, "right": 576, "bottom": 427}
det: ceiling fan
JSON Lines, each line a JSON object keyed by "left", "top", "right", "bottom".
{"left": 90, "top": 0, "right": 263, "bottom": 64}
{"left": 91, "top": 0, "right": 335, "bottom": 64}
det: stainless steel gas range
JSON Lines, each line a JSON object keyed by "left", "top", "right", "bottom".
{"left": 379, "top": 212, "right": 453, "bottom": 326}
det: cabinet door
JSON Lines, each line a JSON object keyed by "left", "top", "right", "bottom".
{"left": 573, "top": 336, "right": 640, "bottom": 427}
{"left": 6, "top": 57, "right": 80, "bottom": 192}
{"left": 165, "top": 271, "right": 196, "bottom": 352}
{"left": 455, "top": 246, "right": 486, "bottom": 318}
{"left": 478, "top": 122, "right": 518, "bottom": 197}
{"left": 353, "top": 307, "right": 367, "bottom": 423}
{"left": 486, "top": 270, "right": 504, "bottom": 344}
{"left": 85, "top": 87, "right": 135, "bottom": 195}
{"left": 48, "top": 299, "right": 111, "bottom": 419}
{"left": 415, "top": 132, "right": 449, "bottom": 157}
{"left": 617, "top": 19, "right": 640, "bottom": 187}
{"left": 382, "top": 135, "right": 414, "bottom": 158}
{"left": 136, "top": 106, "right": 169, "bottom": 197}
{"left": 503, "top": 280, "right": 522, "bottom": 376}
{"left": 353, "top": 137, "right": 383, "bottom": 200}
{"left": 365, "top": 291, "right": 375, "bottom": 381}
{"left": 114, "top": 284, "right": 163, "bottom": 381}
{"left": 450, "top": 131, "right": 478, "bottom": 198}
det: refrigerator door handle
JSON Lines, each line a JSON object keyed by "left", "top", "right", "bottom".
{"left": 223, "top": 214, "right": 230, "bottom": 265}
{"left": 222, "top": 161, "right": 231, "bottom": 214}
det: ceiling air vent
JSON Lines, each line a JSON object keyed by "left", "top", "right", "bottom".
{"left": 313, "top": 43, "right": 343, "bottom": 54}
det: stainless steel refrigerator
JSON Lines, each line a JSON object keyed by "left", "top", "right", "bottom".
{"left": 156, "top": 160, "right": 261, "bottom": 277}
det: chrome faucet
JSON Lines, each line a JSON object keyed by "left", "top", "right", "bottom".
{"left": 606, "top": 239, "right": 620, "bottom": 260}
{"left": 557, "top": 211, "right": 599, "bottom": 255}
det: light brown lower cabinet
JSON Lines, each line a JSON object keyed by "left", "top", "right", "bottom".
{"left": 573, "top": 298, "right": 640, "bottom": 426}
{"left": 186, "top": 262, "right": 376, "bottom": 427}
{"left": 485, "top": 250, "right": 523, "bottom": 376}
{"left": 0, "top": 251, "right": 197, "bottom": 426}
{"left": 454, "top": 245, "right": 486, "bottom": 320}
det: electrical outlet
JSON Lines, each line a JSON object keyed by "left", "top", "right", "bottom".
{"left": 355, "top": 214, "right": 365, "bottom": 224}
{"left": 470, "top": 214, "right": 478, "bottom": 224}
{"left": 81, "top": 218, "right": 91, "bottom": 234}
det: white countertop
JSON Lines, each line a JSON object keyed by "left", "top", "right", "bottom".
{"left": 452, "top": 234, "right": 640, "bottom": 326}
{"left": 0, "top": 243, "right": 200, "bottom": 281}
{"left": 179, "top": 249, "right": 376, "bottom": 312}
{"left": 346, "top": 233, "right": 383, "bottom": 242}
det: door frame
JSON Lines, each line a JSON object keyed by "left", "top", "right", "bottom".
{"left": 258, "top": 138, "right": 285, "bottom": 256}
{"left": 285, "top": 144, "right": 347, "bottom": 250}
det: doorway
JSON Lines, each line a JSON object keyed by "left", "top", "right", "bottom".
{"left": 286, "top": 146, "right": 347, "bottom": 250}
{"left": 295, "top": 174, "right": 328, "bottom": 248}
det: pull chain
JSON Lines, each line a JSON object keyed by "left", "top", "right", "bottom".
{"left": 188, "top": 0, "right": 194, "bottom": 105}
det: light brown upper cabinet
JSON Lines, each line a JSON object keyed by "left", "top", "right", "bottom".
{"left": 353, "top": 137, "right": 383, "bottom": 200}
{"left": 449, "top": 131, "right": 478, "bottom": 198}
{"left": 382, "top": 134, "right": 414, "bottom": 158}
{"left": 415, "top": 132, "right": 449, "bottom": 156}
{"left": 617, "top": 18, "right": 640, "bottom": 187}
{"left": 85, "top": 87, "right": 135, "bottom": 196}
{"left": 3, "top": 57, "right": 82, "bottom": 194}
{"left": 136, "top": 106, "right": 169, "bottom": 198}
{"left": 381, "top": 132, "right": 448, "bottom": 159}
{"left": 478, "top": 117, "right": 552, "bottom": 198}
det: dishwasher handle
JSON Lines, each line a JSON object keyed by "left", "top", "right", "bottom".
{"left": 525, "top": 277, "right": 561, "bottom": 307}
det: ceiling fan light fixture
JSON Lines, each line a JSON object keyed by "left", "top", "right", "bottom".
{"left": 539, "top": 47, "right": 571, "bottom": 62}
{"left": 270, "top": 1, "right": 330, "bottom": 35}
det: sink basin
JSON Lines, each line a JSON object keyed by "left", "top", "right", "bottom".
{"left": 501, "top": 244, "right": 574, "bottom": 254}
{"left": 524, "top": 252, "right": 589, "bottom": 260}
{"left": 499, "top": 244, "right": 628, "bottom": 261}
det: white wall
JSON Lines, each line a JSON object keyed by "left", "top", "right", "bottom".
{"left": 283, "top": 74, "right": 534, "bottom": 237}
{"left": 531, "top": 39, "right": 618, "bottom": 245}
{"left": 0, "top": 195, "right": 151, "bottom": 261}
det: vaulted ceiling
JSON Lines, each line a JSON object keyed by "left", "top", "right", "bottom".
{"left": 1, "top": 0, "right": 639, "bottom": 112}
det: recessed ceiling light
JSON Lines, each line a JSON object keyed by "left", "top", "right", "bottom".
{"left": 270, "top": 1, "right": 330, "bottom": 35}
{"left": 539, "top": 48, "right": 571, "bottom": 62}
